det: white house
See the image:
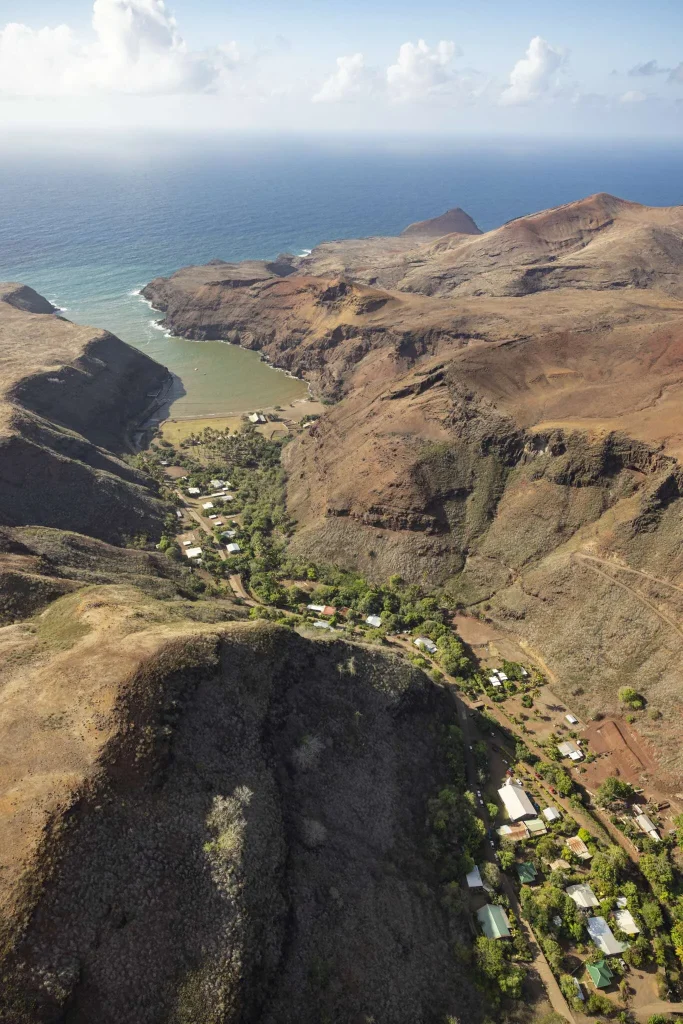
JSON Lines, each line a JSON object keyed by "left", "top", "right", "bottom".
{"left": 248, "top": 413, "right": 260, "bottom": 423}
{"left": 498, "top": 779, "right": 536, "bottom": 821}
{"left": 543, "top": 806, "right": 561, "bottom": 822}
{"left": 226, "top": 543, "right": 241, "bottom": 555}
{"left": 210, "top": 479, "right": 227, "bottom": 488}
{"left": 635, "top": 814, "right": 660, "bottom": 841}
{"left": 586, "top": 916, "right": 628, "bottom": 956}
{"left": 488, "top": 676, "right": 503, "bottom": 688}
{"left": 185, "top": 547, "right": 202, "bottom": 559}
{"left": 176, "top": 510, "right": 183, "bottom": 519}
{"left": 466, "top": 866, "right": 484, "bottom": 889}
{"left": 414, "top": 637, "right": 438, "bottom": 655}
{"left": 614, "top": 909, "right": 640, "bottom": 935}
{"left": 221, "top": 530, "right": 237, "bottom": 540}
{"left": 365, "top": 615, "right": 382, "bottom": 628}
{"left": 307, "top": 604, "right": 326, "bottom": 614}
{"left": 202, "top": 502, "right": 214, "bottom": 510}
{"left": 182, "top": 540, "right": 192, "bottom": 547}
{"left": 566, "top": 883, "right": 599, "bottom": 909}
{"left": 313, "top": 620, "right": 332, "bottom": 630}
{"left": 497, "top": 671, "right": 508, "bottom": 681}
{"left": 187, "top": 487, "right": 200, "bottom": 495}
{"left": 557, "top": 741, "right": 583, "bottom": 762}
{"left": 565, "top": 713, "right": 579, "bottom": 725}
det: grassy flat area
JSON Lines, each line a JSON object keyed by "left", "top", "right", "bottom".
{"left": 160, "top": 417, "right": 244, "bottom": 444}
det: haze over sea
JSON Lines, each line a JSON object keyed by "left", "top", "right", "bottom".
{"left": 2, "top": 134, "right": 683, "bottom": 418}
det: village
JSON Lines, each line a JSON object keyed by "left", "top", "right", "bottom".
{"left": 138, "top": 416, "right": 683, "bottom": 1024}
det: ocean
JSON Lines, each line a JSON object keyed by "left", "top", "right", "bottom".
{"left": 2, "top": 133, "right": 683, "bottom": 418}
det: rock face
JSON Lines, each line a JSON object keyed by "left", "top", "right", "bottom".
{"left": 1, "top": 622, "right": 480, "bottom": 1024}
{"left": 143, "top": 195, "right": 683, "bottom": 785}
{"left": 0, "top": 284, "right": 170, "bottom": 544}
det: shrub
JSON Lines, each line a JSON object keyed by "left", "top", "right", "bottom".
{"left": 596, "top": 776, "right": 636, "bottom": 808}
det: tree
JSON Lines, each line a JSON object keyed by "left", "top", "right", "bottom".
{"left": 591, "top": 846, "right": 628, "bottom": 886}
{"left": 640, "top": 851, "right": 674, "bottom": 896}
{"left": 670, "top": 920, "right": 683, "bottom": 964}
{"left": 596, "top": 776, "right": 636, "bottom": 808}
{"left": 640, "top": 900, "right": 664, "bottom": 933}
{"left": 585, "top": 991, "right": 614, "bottom": 1016}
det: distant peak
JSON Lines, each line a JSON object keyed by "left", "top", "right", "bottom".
{"left": 401, "top": 207, "right": 482, "bottom": 239}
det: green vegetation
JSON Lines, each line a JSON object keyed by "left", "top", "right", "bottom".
{"left": 618, "top": 686, "right": 646, "bottom": 710}
{"left": 595, "top": 776, "right": 636, "bottom": 808}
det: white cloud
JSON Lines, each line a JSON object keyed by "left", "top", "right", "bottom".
{"left": 670, "top": 63, "right": 683, "bottom": 85}
{"left": 312, "top": 53, "right": 373, "bottom": 103}
{"left": 620, "top": 89, "right": 647, "bottom": 103}
{"left": 0, "top": 0, "right": 238, "bottom": 97}
{"left": 386, "top": 39, "right": 460, "bottom": 101}
{"left": 501, "top": 36, "right": 563, "bottom": 106}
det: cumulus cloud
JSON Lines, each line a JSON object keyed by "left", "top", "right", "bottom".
{"left": 620, "top": 89, "right": 647, "bottom": 103}
{"left": 628, "top": 59, "right": 670, "bottom": 77}
{"left": 501, "top": 36, "right": 563, "bottom": 106}
{"left": 669, "top": 63, "right": 683, "bottom": 84}
{"left": 386, "top": 39, "right": 461, "bottom": 101}
{"left": 0, "top": 0, "right": 238, "bottom": 97}
{"left": 312, "top": 53, "right": 374, "bottom": 103}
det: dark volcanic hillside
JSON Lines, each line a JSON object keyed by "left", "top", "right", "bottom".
{"left": 3, "top": 627, "right": 480, "bottom": 1024}
{"left": 143, "top": 195, "right": 683, "bottom": 785}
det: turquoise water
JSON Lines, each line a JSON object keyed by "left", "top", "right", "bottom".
{"left": 1, "top": 134, "right": 682, "bottom": 416}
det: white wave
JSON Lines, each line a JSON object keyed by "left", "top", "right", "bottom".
{"left": 297, "top": 248, "right": 312, "bottom": 257}
{"left": 127, "top": 287, "right": 142, "bottom": 297}
{"left": 148, "top": 318, "right": 171, "bottom": 337}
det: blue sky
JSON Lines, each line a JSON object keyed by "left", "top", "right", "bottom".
{"left": 1, "top": 0, "right": 682, "bottom": 135}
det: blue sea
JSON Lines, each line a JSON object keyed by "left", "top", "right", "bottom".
{"left": 2, "top": 133, "right": 683, "bottom": 417}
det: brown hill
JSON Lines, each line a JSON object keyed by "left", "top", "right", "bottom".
{"left": 401, "top": 206, "right": 482, "bottom": 238}
{"left": 0, "top": 284, "right": 170, "bottom": 544}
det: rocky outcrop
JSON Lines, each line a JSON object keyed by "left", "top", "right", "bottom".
{"left": 401, "top": 206, "right": 482, "bottom": 238}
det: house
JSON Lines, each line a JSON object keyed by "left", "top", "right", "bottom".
{"left": 526, "top": 817, "right": 548, "bottom": 836}
{"left": 497, "top": 822, "right": 530, "bottom": 841}
{"left": 477, "top": 904, "right": 511, "bottom": 939}
{"left": 587, "top": 960, "right": 613, "bottom": 990}
{"left": 566, "top": 883, "right": 599, "bottom": 909}
{"left": 586, "top": 917, "right": 629, "bottom": 956}
{"left": 221, "top": 530, "right": 237, "bottom": 540}
{"left": 414, "top": 637, "right": 438, "bottom": 655}
{"left": 572, "top": 977, "right": 585, "bottom": 1001}
{"left": 210, "top": 479, "right": 227, "bottom": 488}
{"left": 543, "top": 806, "right": 561, "bottom": 822}
{"left": 208, "top": 515, "right": 217, "bottom": 520}
{"left": 182, "top": 540, "right": 192, "bottom": 547}
{"left": 185, "top": 547, "right": 202, "bottom": 559}
{"left": 313, "top": 620, "right": 332, "bottom": 630}
{"left": 635, "top": 813, "right": 660, "bottom": 841}
{"left": 516, "top": 862, "right": 538, "bottom": 884}
{"left": 226, "top": 543, "right": 241, "bottom": 555}
{"left": 557, "top": 740, "right": 583, "bottom": 761}
{"left": 566, "top": 836, "right": 592, "bottom": 860}
{"left": 549, "top": 858, "right": 571, "bottom": 871}
{"left": 202, "top": 502, "right": 214, "bottom": 510}
{"left": 307, "top": 604, "right": 336, "bottom": 616}
{"left": 614, "top": 909, "right": 640, "bottom": 935}
{"left": 187, "top": 487, "right": 200, "bottom": 495}
{"left": 466, "top": 866, "right": 484, "bottom": 889}
{"left": 488, "top": 676, "right": 503, "bottom": 688}
{"left": 248, "top": 413, "right": 260, "bottom": 423}
{"left": 498, "top": 779, "right": 536, "bottom": 821}
{"left": 176, "top": 510, "right": 183, "bottom": 519}
{"left": 365, "top": 615, "right": 382, "bottom": 628}
{"left": 565, "top": 713, "right": 579, "bottom": 725}
{"left": 497, "top": 671, "right": 508, "bottom": 682}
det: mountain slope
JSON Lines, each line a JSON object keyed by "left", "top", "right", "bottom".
{"left": 143, "top": 195, "right": 683, "bottom": 786}
{"left": 0, "top": 284, "right": 171, "bottom": 544}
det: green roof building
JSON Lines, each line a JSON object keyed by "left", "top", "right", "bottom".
{"left": 477, "top": 903, "right": 511, "bottom": 939}
{"left": 587, "top": 960, "right": 613, "bottom": 989}
{"left": 516, "top": 862, "right": 538, "bottom": 884}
